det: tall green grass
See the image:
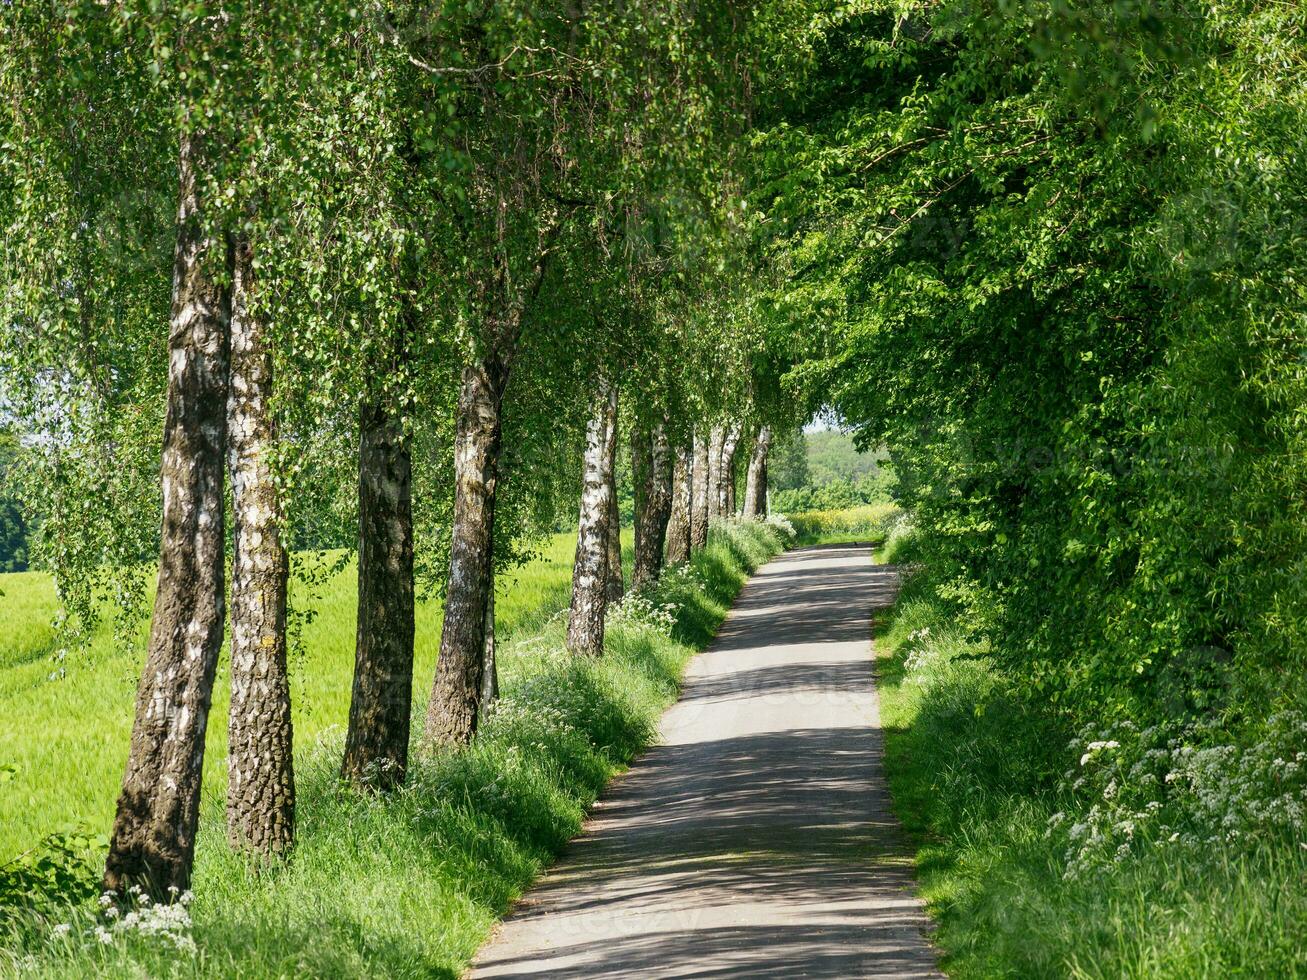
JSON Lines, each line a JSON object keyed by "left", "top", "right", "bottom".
{"left": 2, "top": 519, "right": 790, "bottom": 977}
{"left": 0, "top": 533, "right": 584, "bottom": 861}
{"left": 874, "top": 529, "right": 1307, "bottom": 978}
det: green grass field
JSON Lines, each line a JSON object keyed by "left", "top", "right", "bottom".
{"left": 2, "top": 520, "right": 791, "bottom": 977}
{"left": 0, "top": 532, "right": 591, "bottom": 863}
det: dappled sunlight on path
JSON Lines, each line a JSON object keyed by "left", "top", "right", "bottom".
{"left": 470, "top": 544, "right": 941, "bottom": 979}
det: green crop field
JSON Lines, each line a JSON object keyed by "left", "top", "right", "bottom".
{"left": 0, "top": 531, "right": 612, "bottom": 862}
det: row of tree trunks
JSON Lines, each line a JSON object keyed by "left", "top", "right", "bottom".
{"left": 632, "top": 420, "right": 672, "bottom": 588}
{"left": 567, "top": 382, "right": 619, "bottom": 656}
{"left": 425, "top": 358, "right": 505, "bottom": 744}
{"left": 226, "top": 235, "right": 295, "bottom": 854}
{"left": 107, "top": 135, "right": 313, "bottom": 899}
{"left": 340, "top": 397, "right": 415, "bottom": 790}
{"left": 665, "top": 444, "right": 693, "bottom": 565}
{"left": 105, "top": 134, "right": 234, "bottom": 899}
{"left": 743, "top": 425, "right": 772, "bottom": 518}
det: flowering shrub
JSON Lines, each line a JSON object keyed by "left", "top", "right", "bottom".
{"left": 902, "top": 627, "right": 938, "bottom": 676}
{"left": 1051, "top": 712, "right": 1307, "bottom": 877}
{"left": 605, "top": 589, "right": 678, "bottom": 638}
{"left": 635, "top": 562, "right": 706, "bottom": 618}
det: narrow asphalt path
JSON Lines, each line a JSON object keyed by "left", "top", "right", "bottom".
{"left": 470, "top": 543, "right": 942, "bottom": 979}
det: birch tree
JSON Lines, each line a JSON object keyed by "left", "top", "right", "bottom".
{"left": 665, "top": 443, "right": 694, "bottom": 564}
{"left": 567, "top": 383, "right": 619, "bottom": 656}
{"left": 743, "top": 425, "right": 772, "bottom": 518}
{"left": 103, "top": 125, "right": 231, "bottom": 899}
{"left": 225, "top": 233, "right": 295, "bottom": 855}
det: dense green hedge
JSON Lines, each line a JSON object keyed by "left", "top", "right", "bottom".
{"left": 756, "top": 0, "right": 1307, "bottom": 732}
{"left": 875, "top": 529, "right": 1307, "bottom": 977}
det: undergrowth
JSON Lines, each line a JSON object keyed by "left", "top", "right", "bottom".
{"left": 1, "top": 519, "right": 790, "bottom": 978}
{"left": 875, "top": 526, "right": 1307, "bottom": 979}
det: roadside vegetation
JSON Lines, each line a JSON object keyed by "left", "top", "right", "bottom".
{"left": 2, "top": 519, "right": 792, "bottom": 977}
{"left": 785, "top": 503, "right": 899, "bottom": 546}
{"left": 3, "top": 1, "right": 1304, "bottom": 976}
{"left": 875, "top": 521, "right": 1307, "bottom": 978}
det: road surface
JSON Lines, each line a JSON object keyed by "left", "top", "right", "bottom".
{"left": 470, "top": 543, "right": 941, "bottom": 979}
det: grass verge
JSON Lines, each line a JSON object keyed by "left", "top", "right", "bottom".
{"left": 874, "top": 527, "right": 1307, "bottom": 978}
{"left": 2, "top": 518, "right": 791, "bottom": 978}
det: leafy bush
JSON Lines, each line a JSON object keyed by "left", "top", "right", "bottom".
{"left": 770, "top": 468, "right": 896, "bottom": 514}
{"left": 876, "top": 535, "right": 1307, "bottom": 978}
{"left": 0, "top": 827, "right": 105, "bottom": 922}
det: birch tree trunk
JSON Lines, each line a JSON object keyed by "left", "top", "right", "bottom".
{"left": 691, "top": 430, "right": 711, "bottom": 550}
{"left": 606, "top": 461, "right": 623, "bottom": 601}
{"left": 706, "top": 425, "right": 725, "bottom": 520}
{"left": 341, "top": 398, "right": 415, "bottom": 790}
{"left": 425, "top": 216, "right": 558, "bottom": 745}
{"left": 631, "top": 423, "right": 652, "bottom": 581}
{"left": 567, "top": 382, "right": 618, "bottom": 656}
{"left": 632, "top": 420, "right": 672, "bottom": 587}
{"left": 425, "top": 359, "right": 503, "bottom": 744}
{"left": 720, "top": 424, "right": 741, "bottom": 517}
{"left": 743, "top": 425, "right": 772, "bottom": 518}
{"left": 225, "top": 235, "right": 294, "bottom": 855}
{"left": 665, "top": 442, "right": 692, "bottom": 565}
{"left": 105, "top": 133, "right": 231, "bottom": 901}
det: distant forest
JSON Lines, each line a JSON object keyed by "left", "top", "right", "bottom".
{"left": 769, "top": 429, "right": 893, "bottom": 512}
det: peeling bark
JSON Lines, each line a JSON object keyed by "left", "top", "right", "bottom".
{"left": 225, "top": 235, "right": 295, "bottom": 855}
{"left": 743, "top": 426, "right": 772, "bottom": 518}
{"left": 664, "top": 442, "right": 692, "bottom": 565}
{"left": 567, "top": 382, "right": 618, "bottom": 656}
{"left": 425, "top": 359, "right": 503, "bottom": 744}
{"left": 605, "top": 458, "right": 623, "bottom": 601}
{"left": 341, "top": 397, "right": 414, "bottom": 791}
{"left": 632, "top": 420, "right": 672, "bottom": 588}
{"left": 691, "top": 431, "right": 710, "bottom": 550}
{"left": 105, "top": 133, "right": 231, "bottom": 901}
{"left": 706, "top": 426, "right": 725, "bottom": 520}
{"left": 720, "top": 424, "right": 741, "bottom": 517}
